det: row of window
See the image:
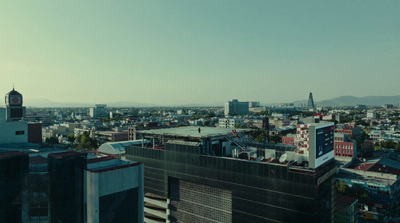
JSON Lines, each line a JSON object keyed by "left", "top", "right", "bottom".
{"left": 335, "top": 144, "right": 353, "bottom": 149}
{"left": 335, "top": 149, "right": 353, "bottom": 155}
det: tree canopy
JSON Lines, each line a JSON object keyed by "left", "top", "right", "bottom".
{"left": 76, "top": 131, "right": 97, "bottom": 150}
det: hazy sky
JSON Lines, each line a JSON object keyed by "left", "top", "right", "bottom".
{"left": 1, "top": 1, "right": 399, "bottom": 105}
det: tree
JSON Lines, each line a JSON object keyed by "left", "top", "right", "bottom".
{"left": 45, "top": 137, "right": 59, "bottom": 145}
{"left": 76, "top": 131, "right": 97, "bottom": 150}
{"left": 337, "top": 180, "right": 349, "bottom": 194}
{"left": 67, "top": 133, "right": 75, "bottom": 143}
{"left": 269, "top": 134, "right": 281, "bottom": 144}
{"left": 348, "top": 184, "right": 370, "bottom": 204}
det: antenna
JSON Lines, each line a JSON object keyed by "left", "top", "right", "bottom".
{"left": 279, "top": 154, "right": 287, "bottom": 163}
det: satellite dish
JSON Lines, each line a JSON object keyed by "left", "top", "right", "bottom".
{"left": 279, "top": 154, "right": 287, "bottom": 163}
{"left": 296, "top": 156, "right": 303, "bottom": 165}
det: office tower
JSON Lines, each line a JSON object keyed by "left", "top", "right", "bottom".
{"left": 48, "top": 151, "right": 87, "bottom": 223}
{"left": 125, "top": 125, "right": 336, "bottom": 223}
{"left": 0, "top": 151, "right": 29, "bottom": 223}
{"left": 89, "top": 104, "right": 108, "bottom": 118}
{"left": 224, "top": 99, "right": 249, "bottom": 116}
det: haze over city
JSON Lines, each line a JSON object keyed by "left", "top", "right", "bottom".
{"left": 1, "top": 1, "right": 399, "bottom": 105}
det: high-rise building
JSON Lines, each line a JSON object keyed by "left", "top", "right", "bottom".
{"left": 0, "top": 151, "right": 29, "bottom": 223}
{"left": 0, "top": 149, "right": 144, "bottom": 223}
{"left": 48, "top": 151, "right": 87, "bottom": 223}
{"left": 89, "top": 104, "right": 108, "bottom": 118}
{"left": 125, "top": 125, "right": 337, "bottom": 223}
{"left": 85, "top": 154, "right": 144, "bottom": 223}
{"left": 224, "top": 99, "right": 249, "bottom": 116}
{"left": 307, "top": 92, "right": 315, "bottom": 109}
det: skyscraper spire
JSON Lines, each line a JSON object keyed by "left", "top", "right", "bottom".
{"left": 307, "top": 92, "right": 315, "bottom": 109}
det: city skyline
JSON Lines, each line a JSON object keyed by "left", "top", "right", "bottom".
{"left": 1, "top": 1, "right": 399, "bottom": 105}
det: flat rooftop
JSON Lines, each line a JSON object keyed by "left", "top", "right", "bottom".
{"left": 138, "top": 126, "right": 251, "bottom": 138}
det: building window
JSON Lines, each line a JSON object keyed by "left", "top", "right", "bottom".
{"left": 16, "top": 131, "right": 25, "bottom": 135}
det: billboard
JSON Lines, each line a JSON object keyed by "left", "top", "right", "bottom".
{"left": 316, "top": 125, "right": 334, "bottom": 159}
{"left": 309, "top": 123, "right": 334, "bottom": 169}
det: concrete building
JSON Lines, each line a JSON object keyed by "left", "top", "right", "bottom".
{"left": 0, "top": 149, "right": 144, "bottom": 223}
{"left": 224, "top": 99, "right": 249, "bottom": 116}
{"left": 89, "top": 104, "right": 108, "bottom": 118}
{"left": 383, "top": 104, "right": 394, "bottom": 109}
{"left": 335, "top": 194, "right": 358, "bottom": 223}
{"left": 218, "top": 118, "right": 244, "bottom": 128}
{"left": 0, "top": 88, "right": 28, "bottom": 144}
{"left": 95, "top": 129, "right": 129, "bottom": 144}
{"left": 334, "top": 133, "right": 357, "bottom": 159}
{"left": 125, "top": 125, "right": 337, "bottom": 222}
{"left": 85, "top": 153, "right": 144, "bottom": 223}
{"left": 337, "top": 161, "right": 400, "bottom": 219}
{"left": 367, "top": 110, "right": 377, "bottom": 120}
{"left": 249, "top": 101, "right": 260, "bottom": 107}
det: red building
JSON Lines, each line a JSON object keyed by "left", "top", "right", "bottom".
{"left": 282, "top": 135, "right": 295, "bottom": 146}
{"left": 334, "top": 133, "right": 357, "bottom": 158}
{"left": 28, "top": 123, "right": 42, "bottom": 143}
{"left": 335, "top": 142, "right": 356, "bottom": 157}
{"left": 335, "top": 129, "right": 353, "bottom": 137}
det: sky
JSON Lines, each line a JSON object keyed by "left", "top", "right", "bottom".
{"left": 0, "top": 1, "right": 399, "bottom": 106}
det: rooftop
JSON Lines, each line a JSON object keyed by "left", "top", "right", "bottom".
{"left": 337, "top": 194, "right": 358, "bottom": 206}
{"left": 138, "top": 126, "right": 251, "bottom": 138}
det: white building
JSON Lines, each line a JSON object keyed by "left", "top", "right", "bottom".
{"left": 367, "top": 110, "right": 377, "bottom": 120}
{"left": 85, "top": 155, "right": 144, "bottom": 223}
{"left": 218, "top": 118, "right": 244, "bottom": 128}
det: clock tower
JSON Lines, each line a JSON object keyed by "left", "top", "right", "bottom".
{"left": 5, "top": 87, "right": 26, "bottom": 121}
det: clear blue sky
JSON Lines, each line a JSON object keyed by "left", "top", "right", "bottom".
{"left": 1, "top": 1, "right": 399, "bottom": 105}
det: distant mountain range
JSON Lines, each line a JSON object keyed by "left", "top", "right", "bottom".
{"left": 24, "top": 99, "right": 158, "bottom": 108}
{"left": 291, "top": 95, "right": 400, "bottom": 107}
{"left": 23, "top": 95, "right": 400, "bottom": 108}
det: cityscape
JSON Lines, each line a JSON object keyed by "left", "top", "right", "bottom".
{"left": 1, "top": 1, "right": 400, "bottom": 223}
{"left": 2, "top": 89, "right": 400, "bottom": 222}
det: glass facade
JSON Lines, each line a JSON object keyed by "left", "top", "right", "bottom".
{"left": 0, "top": 152, "right": 29, "bottom": 223}
{"left": 126, "top": 141, "right": 336, "bottom": 223}
{"left": 48, "top": 152, "right": 87, "bottom": 223}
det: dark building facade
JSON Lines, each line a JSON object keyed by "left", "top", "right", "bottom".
{"left": 28, "top": 122, "right": 43, "bottom": 143}
{"left": 125, "top": 126, "right": 336, "bottom": 223}
{"left": 48, "top": 151, "right": 87, "bottom": 223}
{"left": 0, "top": 151, "right": 29, "bottom": 223}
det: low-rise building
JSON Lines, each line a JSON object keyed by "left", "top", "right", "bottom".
{"left": 335, "top": 194, "right": 358, "bottom": 223}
